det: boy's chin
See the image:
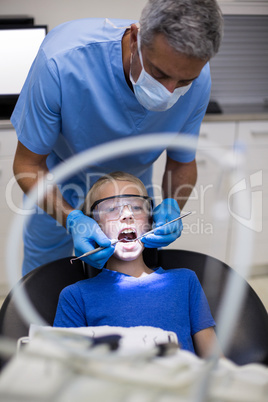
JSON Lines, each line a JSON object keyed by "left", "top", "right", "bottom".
{"left": 113, "top": 242, "right": 144, "bottom": 261}
{"left": 114, "top": 254, "right": 140, "bottom": 262}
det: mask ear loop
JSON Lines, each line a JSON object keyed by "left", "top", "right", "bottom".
{"left": 130, "top": 31, "right": 144, "bottom": 84}
{"left": 137, "top": 32, "right": 144, "bottom": 69}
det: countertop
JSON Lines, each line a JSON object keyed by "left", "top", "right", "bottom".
{"left": 1, "top": 104, "right": 268, "bottom": 129}
{"left": 203, "top": 103, "right": 268, "bottom": 122}
{"left": 0, "top": 120, "right": 13, "bottom": 129}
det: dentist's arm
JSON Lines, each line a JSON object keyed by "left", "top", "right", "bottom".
{"left": 142, "top": 157, "right": 197, "bottom": 248}
{"left": 13, "top": 142, "right": 72, "bottom": 224}
{"left": 13, "top": 141, "right": 114, "bottom": 268}
{"left": 162, "top": 156, "right": 197, "bottom": 210}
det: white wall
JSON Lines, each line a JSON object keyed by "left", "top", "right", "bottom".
{"left": 1, "top": 0, "right": 268, "bottom": 32}
{"left": 0, "top": 0, "right": 147, "bottom": 31}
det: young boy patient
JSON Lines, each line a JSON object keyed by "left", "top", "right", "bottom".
{"left": 54, "top": 171, "right": 219, "bottom": 358}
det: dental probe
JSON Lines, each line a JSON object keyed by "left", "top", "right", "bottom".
{"left": 70, "top": 211, "right": 192, "bottom": 263}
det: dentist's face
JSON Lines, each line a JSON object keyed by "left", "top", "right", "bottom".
{"left": 93, "top": 180, "right": 151, "bottom": 261}
{"left": 130, "top": 29, "right": 207, "bottom": 93}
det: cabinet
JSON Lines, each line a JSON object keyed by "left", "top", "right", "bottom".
{"left": 227, "top": 121, "right": 268, "bottom": 268}
{"left": 217, "top": 1, "right": 268, "bottom": 15}
{"left": 0, "top": 126, "right": 23, "bottom": 296}
{"left": 153, "top": 122, "right": 236, "bottom": 263}
{"left": 153, "top": 119, "right": 268, "bottom": 271}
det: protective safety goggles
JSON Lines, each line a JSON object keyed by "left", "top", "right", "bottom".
{"left": 90, "top": 194, "right": 153, "bottom": 222}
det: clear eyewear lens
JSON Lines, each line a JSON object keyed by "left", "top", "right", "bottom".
{"left": 94, "top": 197, "right": 151, "bottom": 221}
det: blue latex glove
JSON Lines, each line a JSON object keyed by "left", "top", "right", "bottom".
{"left": 141, "top": 198, "right": 183, "bottom": 248}
{"left": 66, "top": 210, "right": 115, "bottom": 269}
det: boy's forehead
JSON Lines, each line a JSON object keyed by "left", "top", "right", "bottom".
{"left": 96, "top": 180, "right": 146, "bottom": 199}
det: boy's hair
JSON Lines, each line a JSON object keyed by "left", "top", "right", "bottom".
{"left": 82, "top": 171, "right": 149, "bottom": 216}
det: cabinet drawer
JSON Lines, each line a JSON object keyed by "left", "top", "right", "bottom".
{"left": 228, "top": 170, "right": 268, "bottom": 220}
{"left": 237, "top": 121, "right": 268, "bottom": 146}
{"left": 0, "top": 130, "right": 18, "bottom": 156}
{"left": 0, "top": 158, "right": 15, "bottom": 185}
{"left": 235, "top": 121, "right": 268, "bottom": 171}
{"left": 199, "top": 122, "right": 236, "bottom": 147}
{"left": 0, "top": 183, "right": 23, "bottom": 210}
{"left": 0, "top": 233, "right": 23, "bottom": 291}
{"left": 228, "top": 216, "right": 268, "bottom": 267}
{"left": 169, "top": 220, "right": 229, "bottom": 263}
{"left": 0, "top": 206, "right": 19, "bottom": 235}
{"left": 196, "top": 152, "right": 232, "bottom": 181}
{"left": 242, "top": 151, "right": 268, "bottom": 171}
{"left": 184, "top": 190, "right": 229, "bottom": 221}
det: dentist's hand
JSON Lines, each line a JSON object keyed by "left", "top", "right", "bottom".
{"left": 141, "top": 198, "right": 183, "bottom": 248}
{"left": 66, "top": 210, "right": 115, "bottom": 269}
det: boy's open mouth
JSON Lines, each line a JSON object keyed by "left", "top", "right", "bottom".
{"left": 118, "top": 228, "right": 137, "bottom": 242}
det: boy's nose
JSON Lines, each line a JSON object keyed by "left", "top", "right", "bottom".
{"left": 120, "top": 204, "right": 134, "bottom": 219}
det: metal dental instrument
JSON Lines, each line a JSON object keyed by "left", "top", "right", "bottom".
{"left": 128, "top": 211, "right": 192, "bottom": 243}
{"left": 70, "top": 211, "right": 192, "bottom": 263}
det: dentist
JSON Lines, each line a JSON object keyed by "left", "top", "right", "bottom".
{"left": 12, "top": 0, "right": 223, "bottom": 274}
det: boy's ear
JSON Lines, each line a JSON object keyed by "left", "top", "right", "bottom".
{"left": 98, "top": 222, "right": 104, "bottom": 231}
{"left": 148, "top": 215, "right": 153, "bottom": 228}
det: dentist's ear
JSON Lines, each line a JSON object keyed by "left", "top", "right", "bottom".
{"left": 129, "top": 23, "right": 139, "bottom": 55}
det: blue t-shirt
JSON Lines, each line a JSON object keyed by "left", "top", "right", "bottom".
{"left": 11, "top": 18, "right": 211, "bottom": 206}
{"left": 53, "top": 267, "right": 215, "bottom": 354}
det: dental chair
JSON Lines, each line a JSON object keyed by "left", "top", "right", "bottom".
{"left": 0, "top": 249, "right": 267, "bottom": 367}
{"left": 0, "top": 258, "right": 86, "bottom": 341}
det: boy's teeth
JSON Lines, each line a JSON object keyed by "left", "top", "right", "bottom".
{"left": 122, "top": 229, "right": 134, "bottom": 234}
{"left": 118, "top": 228, "right": 137, "bottom": 242}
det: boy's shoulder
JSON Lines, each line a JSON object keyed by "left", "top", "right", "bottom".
{"left": 159, "top": 267, "right": 197, "bottom": 278}
{"left": 158, "top": 267, "right": 200, "bottom": 286}
{"left": 158, "top": 268, "right": 202, "bottom": 293}
{"left": 60, "top": 275, "right": 102, "bottom": 296}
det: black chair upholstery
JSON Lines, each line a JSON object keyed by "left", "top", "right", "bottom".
{"left": 0, "top": 250, "right": 267, "bottom": 367}
{"left": 0, "top": 257, "right": 86, "bottom": 340}
{"left": 156, "top": 249, "right": 268, "bottom": 366}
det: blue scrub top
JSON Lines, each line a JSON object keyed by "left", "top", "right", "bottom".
{"left": 11, "top": 18, "right": 211, "bottom": 207}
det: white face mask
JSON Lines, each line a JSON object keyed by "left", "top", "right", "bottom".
{"left": 129, "top": 34, "right": 192, "bottom": 112}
